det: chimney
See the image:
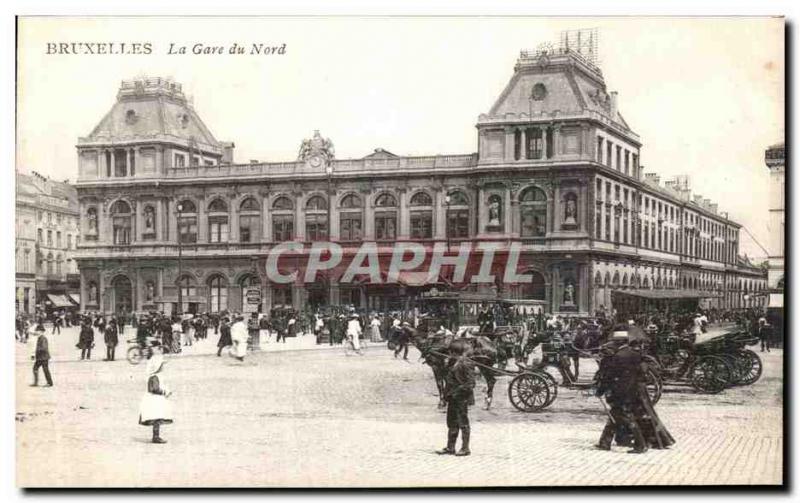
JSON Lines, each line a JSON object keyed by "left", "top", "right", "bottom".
{"left": 693, "top": 194, "right": 704, "bottom": 205}
{"left": 644, "top": 173, "right": 660, "bottom": 187}
{"left": 703, "top": 198, "right": 711, "bottom": 209}
{"left": 709, "top": 203, "right": 718, "bottom": 214}
{"left": 609, "top": 91, "right": 618, "bottom": 118}
{"left": 221, "top": 141, "right": 235, "bottom": 164}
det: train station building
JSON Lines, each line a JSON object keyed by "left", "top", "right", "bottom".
{"left": 72, "top": 41, "right": 767, "bottom": 316}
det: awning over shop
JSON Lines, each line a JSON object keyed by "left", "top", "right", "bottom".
{"left": 612, "top": 289, "right": 723, "bottom": 300}
{"left": 46, "top": 294, "right": 74, "bottom": 308}
{"left": 69, "top": 294, "right": 80, "bottom": 305}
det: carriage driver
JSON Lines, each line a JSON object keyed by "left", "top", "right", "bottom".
{"left": 435, "top": 342, "right": 476, "bottom": 457}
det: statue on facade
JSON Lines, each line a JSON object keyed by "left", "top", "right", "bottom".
{"left": 87, "top": 209, "right": 98, "bottom": 232}
{"left": 487, "top": 194, "right": 502, "bottom": 228}
{"left": 564, "top": 194, "right": 578, "bottom": 226}
{"left": 88, "top": 283, "right": 97, "bottom": 303}
{"left": 146, "top": 282, "right": 155, "bottom": 302}
{"left": 144, "top": 206, "right": 155, "bottom": 231}
{"left": 563, "top": 281, "right": 575, "bottom": 306}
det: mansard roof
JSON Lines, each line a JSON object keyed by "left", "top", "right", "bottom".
{"left": 78, "top": 78, "right": 221, "bottom": 153}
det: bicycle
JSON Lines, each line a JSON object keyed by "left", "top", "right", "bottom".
{"left": 126, "top": 338, "right": 165, "bottom": 365}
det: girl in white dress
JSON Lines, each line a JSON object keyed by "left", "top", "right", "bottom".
{"left": 138, "top": 353, "right": 173, "bottom": 444}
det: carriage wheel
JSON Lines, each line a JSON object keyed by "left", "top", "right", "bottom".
{"left": 538, "top": 371, "right": 559, "bottom": 408}
{"left": 645, "top": 368, "right": 663, "bottom": 404}
{"left": 126, "top": 346, "right": 143, "bottom": 365}
{"left": 716, "top": 354, "right": 744, "bottom": 386}
{"left": 736, "top": 349, "right": 763, "bottom": 385}
{"left": 508, "top": 373, "right": 550, "bottom": 412}
{"left": 689, "top": 355, "right": 731, "bottom": 394}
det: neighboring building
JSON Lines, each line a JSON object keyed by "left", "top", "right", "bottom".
{"left": 16, "top": 171, "right": 80, "bottom": 314}
{"left": 765, "top": 142, "right": 785, "bottom": 337}
{"left": 73, "top": 42, "right": 766, "bottom": 316}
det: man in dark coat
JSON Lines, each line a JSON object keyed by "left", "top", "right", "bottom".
{"left": 32, "top": 326, "right": 53, "bottom": 386}
{"left": 436, "top": 342, "right": 476, "bottom": 457}
{"left": 217, "top": 317, "right": 233, "bottom": 356}
{"left": 104, "top": 319, "right": 119, "bottom": 361}
{"left": 595, "top": 342, "right": 649, "bottom": 453}
{"left": 78, "top": 321, "right": 95, "bottom": 360}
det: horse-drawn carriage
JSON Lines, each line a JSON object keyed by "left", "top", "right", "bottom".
{"left": 642, "top": 329, "right": 762, "bottom": 394}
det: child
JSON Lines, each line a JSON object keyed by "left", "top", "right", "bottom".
{"left": 138, "top": 353, "right": 173, "bottom": 444}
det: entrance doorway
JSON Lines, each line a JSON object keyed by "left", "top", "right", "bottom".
{"left": 112, "top": 276, "right": 133, "bottom": 315}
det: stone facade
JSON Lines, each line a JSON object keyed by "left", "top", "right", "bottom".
{"left": 73, "top": 49, "right": 766, "bottom": 316}
{"left": 16, "top": 171, "right": 80, "bottom": 314}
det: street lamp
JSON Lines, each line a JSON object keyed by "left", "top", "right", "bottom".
{"left": 444, "top": 193, "right": 452, "bottom": 251}
{"left": 176, "top": 202, "right": 184, "bottom": 316}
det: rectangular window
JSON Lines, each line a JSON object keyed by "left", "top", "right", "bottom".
{"left": 174, "top": 154, "right": 186, "bottom": 168}
{"left": 67, "top": 235, "right": 72, "bottom": 249}
{"left": 623, "top": 217, "right": 629, "bottom": 244}
{"left": 273, "top": 215, "right": 294, "bottom": 242}
{"left": 616, "top": 146, "right": 621, "bottom": 171}
{"left": 340, "top": 213, "right": 363, "bottom": 241}
{"left": 47, "top": 230, "right": 52, "bottom": 246}
{"left": 239, "top": 215, "right": 260, "bottom": 243}
{"left": 614, "top": 215, "right": 620, "bottom": 242}
{"left": 305, "top": 214, "right": 329, "bottom": 241}
{"left": 595, "top": 210, "right": 602, "bottom": 239}
{"left": 624, "top": 151, "right": 630, "bottom": 175}
{"left": 56, "top": 231, "right": 62, "bottom": 248}
{"left": 606, "top": 142, "right": 612, "bottom": 168}
{"left": 208, "top": 218, "right": 229, "bottom": 243}
{"left": 644, "top": 225, "right": 650, "bottom": 249}
{"left": 597, "top": 137, "right": 604, "bottom": 163}
{"left": 375, "top": 212, "right": 397, "bottom": 240}
{"left": 37, "top": 229, "right": 42, "bottom": 243}
{"left": 527, "top": 129, "right": 543, "bottom": 159}
{"left": 410, "top": 211, "right": 433, "bottom": 239}
{"left": 522, "top": 206, "right": 547, "bottom": 238}
{"left": 178, "top": 216, "right": 198, "bottom": 243}
{"left": 447, "top": 209, "right": 470, "bottom": 238}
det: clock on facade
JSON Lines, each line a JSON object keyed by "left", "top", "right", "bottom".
{"left": 309, "top": 154, "right": 323, "bottom": 168}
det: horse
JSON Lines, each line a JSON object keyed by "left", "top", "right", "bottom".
{"left": 398, "top": 325, "right": 509, "bottom": 410}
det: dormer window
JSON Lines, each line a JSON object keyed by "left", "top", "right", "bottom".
{"left": 531, "top": 83, "right": 547, "bottom": 101}
{"left": 179, "top": 113, "right": 189, "bottom": 128}
{"left": 125, "top": 109, "right": 138, "bottom": 124}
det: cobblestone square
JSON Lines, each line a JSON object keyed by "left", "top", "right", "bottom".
{"left": 15, "top": 325, "right": 783, "bottom": 487}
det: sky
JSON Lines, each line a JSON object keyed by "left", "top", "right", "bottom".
{"left": 15, "top": 16, "right": 784, "bottom": 259}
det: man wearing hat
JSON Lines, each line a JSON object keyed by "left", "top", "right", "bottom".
{"left": 104, "top": 317, "right": 119, "bottom": 361}
{"left": 436, "top": 342, "right": 475, "bottom": 456}
{"left": 217, "top": 316, "right": 232, "bottom": 357}
{"left": 31, "top": 324, "right": 53, "bottom": 387}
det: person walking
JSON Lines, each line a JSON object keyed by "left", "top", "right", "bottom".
{"left": 138, "top": 353, "right": 173, "bottom": 444}
{"left": 346, "top": 312, "right": 363, "bottom": 355}
{"left": 31, "top": 325, "right": 53, "bottom": 387}
{"left": 230, "top": 314, "right": 248, "bottom": 362}
{"left": 217, "top": 317, "right": 232, "bottom": 357}
{"left": 104, "top": 318, "right": 119, "bottom": 361}
{"left": 758, "top": 316, "right": 771, "bottom": 353}
{"left": 78, "top": 320, "right": 95, "bottom": 360}
{"left": 51, "top": 314, "right": 62, "bottom": 335}
{"left": 435, "top": 342, "right": 475, "bottom": 456}
{"left": 370, "top": 314, "right": 382, "bottom": 343}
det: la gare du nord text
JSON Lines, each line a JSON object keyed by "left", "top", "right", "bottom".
{"left": 259, "top": 241, "right": 535, "bottom": 285}
{"left": 167, "top": 42, "right": 287, "bottom": 55}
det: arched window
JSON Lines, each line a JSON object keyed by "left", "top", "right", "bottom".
{"left": 207, "top": 199, "right": 229, "bottom": 243}
{"left": 643, "top": 276, "right": 650, "bottom": 289}
{"left": 56, "top": 254, "right": 63, "bottom": 275}
{"left": 374, "top": 193, "right": 398, "bottom": 240}
{"left": 612, "top": 271, "right": 620, "bottom": 288}
{"left": 177, "top": 274, "right": 197, "bottom": 313}
{"left": 208, "top": 275, "right": 228, "bottom": 313}
{"left": 240, "top": 274, "right": 262, "bottom": 314}
{"left": 239, "top": 198, "right": 261, "bottom": 243}
{"left": 305, "top": 195, "right": 328, "bottom": 241}
{"left": 521, "top": 271, "right": 546, "bottom": 300}
{"left": 622, "top": 273, "right": 629, "bottom": 288}
{"left": 409, "top": 191, "right": 433, "bottom": 239}
{"left": 110, "top": 200, "right": 132, "bottom": 245}
{"left": 339, "top": 194, "right": 363, "bottom": 241}
{"left": 272, "top": 196, "right": 294, "bottom": 242}
{"left": 446, "top": 190, "right": 470, "bottom": 239}
{"left": 520, "top": 187, "right": 547, "bottom": 238}
{"left": 46, "top": 252, "right": 53, "bottom": 275}
{"left": 177, "top": 200, "right": 198, "bottom": 243}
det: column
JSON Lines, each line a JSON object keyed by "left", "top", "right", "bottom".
{"left": 133, "top": 147, "right": 141, "bottom": 177}
{"left": 136, "top": 200, "right": 144, "bottom": 242}
{"left": 363, "top": 192, "right": 375, "bottom": 240}
{"left": 551, "top": 267, "right": 560, "bottom": 313}
{"left": 552, "top": 184, "right": 561, "bottom": 232}
{"left": 503, "top": 186, "right": 512, "bottom": 236}
{"left": 552, "top": 125, "right": 561, "bottom": 159}
{"left": 294, "top": 192, "right": 305, "bottom": 241}
{"left": 599, "top": 188, "right": 606, "bottom": 240}
{"left": 398, "top": 188, "right": 409, "bottom": 239}
{"left": 168, "top": 199, "right": 177, "bottom": 241}
{"left": 229, "top": 199, "right": 239, "bottom": 242}
{"left": 579, "top": 263, "right": 589, "bottom": 313}
{"left": 98, "top": 273, "right": 105, "bottom": 313}
{"left": 109, "top": 150, "right": 116, "bottom": 177}
{"left": 540, "top": 126, "right": 548, "bottom": 159}
{"left": 135, "top": 268, "right": 143, "bottom": 312}
{"left": 329, "top": 189, "right": 339, "bottom": 241}
{"left": 198, "top": 198, "right": 208, "bottom": 243}
{"left": 156, "top": 146, "right": 164, "bottom": 175}
{"left": 127, "top": 148, "right": 133, "bottom": 177}
{"left": 263, "top": 195, "right": 272, "bottom": 242}
{"left": 504, "top": 127, "right": 516, "bottom": 162}
{"left": 509, "top": 197, "right": 520, "bottom": 237}
{"left": 262, "top": 280, "right": 272, "bottom": 312}
{"left": 79, "top": 269, "right": 87, "bottom": 312}
{"left": 477, "top": 187, "right": 487, "bottom": 235}
{"left": 434, "top": 189, "right": 446, "bottom": 240}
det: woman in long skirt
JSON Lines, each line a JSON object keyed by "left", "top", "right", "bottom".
{"left": 138, "top": 353, "right": 173, "bottom": 444}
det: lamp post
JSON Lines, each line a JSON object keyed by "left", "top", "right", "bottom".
{"left": 176, "top": 202, "right": 184, "bottom": 316}
{"left": 444, "top": 193, "right": 452, "bottom": 251}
